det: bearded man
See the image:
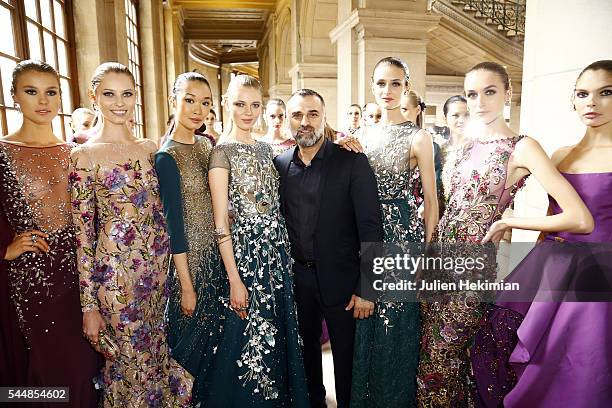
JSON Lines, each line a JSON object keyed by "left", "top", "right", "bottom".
{"left": 274, "top": 89, "right": 383, "bottom": 408}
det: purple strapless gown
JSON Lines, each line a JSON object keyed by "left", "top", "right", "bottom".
{"left": 476, "top": 172, "right": 612, "bottom": 407}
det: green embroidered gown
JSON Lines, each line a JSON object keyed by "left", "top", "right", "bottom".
{"left": 351, "top": 121, "right": 425, "bottom": 408}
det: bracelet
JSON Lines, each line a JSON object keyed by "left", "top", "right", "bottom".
{"left": 217, "top": 236, "right": 231, "bottom": 245}
{"left": 214, "top": 227, "right": 230, "bottom": 241}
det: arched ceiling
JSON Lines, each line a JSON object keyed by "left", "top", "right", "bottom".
{"left": 172, "top": 0, "right": 277, "bottom": 67}
{"left": 171, "top": 0, "right": 522, "bottom": 89}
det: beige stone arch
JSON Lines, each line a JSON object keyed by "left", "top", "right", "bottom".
{"left": 276, "top": 6, "right": 293, "bottom": 85}
{"left": 299, "top": 0, "right": 337, "bottom": 63}
{"left": 287, "top": 0, "right": 339, "bottom": 127}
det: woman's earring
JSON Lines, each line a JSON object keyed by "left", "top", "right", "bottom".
{"left": 13, "top": 102, "right": 20, "bottom": 112}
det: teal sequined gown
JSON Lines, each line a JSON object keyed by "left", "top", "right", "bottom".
{"left": 155, "top": 136, "right": 223, "bottom": 405}
{"left": 351, "top": 121, "right": 424, "bottom": 408}
{"left": 203, "top": 141, "right": 309, "bottom": 407}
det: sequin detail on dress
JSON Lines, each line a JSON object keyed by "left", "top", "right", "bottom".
{"left": 0, "top": 143, "right": 76, "bottom": 337}
{"left": 0, "top": 141, "right": 99, "bottom": 407}
{"left": 417, "top": 136, "right": 527, "bottom": 408}
{"left": 156, "top": 136, "right": 224, "bottom": 405}
{"left": 202, "top": 141, "right": 309, "bottom": 407}
{"left": 351, "top": 122, "right": 424, "bottom": 408}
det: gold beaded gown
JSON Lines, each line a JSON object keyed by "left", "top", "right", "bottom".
{"left": 155, "top": 135, "right": 223, "bottom": 405}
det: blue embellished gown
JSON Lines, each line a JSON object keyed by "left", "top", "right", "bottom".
{"left": 201, "top": 141, "right": 309, "bottom": 407}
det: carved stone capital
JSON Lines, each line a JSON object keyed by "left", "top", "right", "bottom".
{"left": 331, "top": 8, "right": 441, "bottom": 43}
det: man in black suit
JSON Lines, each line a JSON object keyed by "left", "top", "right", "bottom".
{"left": 274, "top": 89, "right": 383, "bottom": 408}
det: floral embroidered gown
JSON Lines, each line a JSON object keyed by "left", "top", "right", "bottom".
{"left": 155, "top": 136, "right": 223, "bottom": 405}
{"left": 416, "top": 136, "right": 527, "bottom": 407}
{"left": 0, "top": 141, "right": 99, "bottom": 406}
{"left": 351, "top": 121, "right": 424, "bottom": 408}
{"left": 201, "top": 141, "right": 309, "bottom": 407}
{"left": 70, "top": 140, "right": 193, "bottom": 407}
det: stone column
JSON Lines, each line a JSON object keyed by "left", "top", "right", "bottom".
{"left": 73, "top": 0, "right": 104, "bottom": 105}
{"left": 111, "top": 0, "right": 129, "bottom": 66}
{"left": 219, "top": 64, "right": 233, "bottom": 133}
{"left": 330, "top": 0, "right": 440, "bottom": 129}
{"left": 73, "top": 0, "right": 131, "bottom": 104}
{"left": 140, "top": 1, "right": 168, "bottom": 141}
{"left": 512, "top": 0, "right": 612, "bottom": 242}
{"left": 288, "top": 63, "right": 339, "bottom": 128}
{"left": 164, "top": 6, "right": 186, "bottom": 91}
{"left": 268, "top": 84, "right": 293, "bottom": 102}
{"left": 424, "top": 75, "right": 465, "bottom": 126}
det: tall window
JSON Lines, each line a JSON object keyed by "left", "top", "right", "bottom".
{"left": 0, "top": 0, "right": 76, "bottom": 139}
{"left": 125, "top": 0, "right": 144, "bottom": 138}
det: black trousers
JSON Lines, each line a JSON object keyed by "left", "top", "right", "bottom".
{"left": 293, "top": 262, "right": 356, "bottom": 408}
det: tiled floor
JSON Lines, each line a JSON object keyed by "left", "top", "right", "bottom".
{"left": 322, "top": 342, "right": 337, "bottom": 407}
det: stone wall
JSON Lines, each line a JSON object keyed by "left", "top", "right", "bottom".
{"left": 73, "top": 0, "right": 172, "bottom": 141}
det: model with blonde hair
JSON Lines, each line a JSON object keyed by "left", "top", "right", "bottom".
{"left": 203, "top": 74, "right": 309, "bottom": 406}
{"left": 260, "top": 98, "right": 296, "bottom": 156}
{"left": 70, "top": 62, "right": 192, "bottom": 406}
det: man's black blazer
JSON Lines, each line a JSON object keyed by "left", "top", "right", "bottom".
{"left": 274, "top": 142, "right": 383, "bottom": 307}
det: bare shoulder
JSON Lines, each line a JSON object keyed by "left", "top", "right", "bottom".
{"left": 413, "top": 128, "right": 433, "bottom": 143}
{"left": 550, "top": 145, "right": 576, "bottom": 167}
{"left": 514, "top": 135, "right": 546, "bottom": 157}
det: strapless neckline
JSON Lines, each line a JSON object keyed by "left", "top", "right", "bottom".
{"left": 561, "top": 171, "right": 612, "bottom": 176}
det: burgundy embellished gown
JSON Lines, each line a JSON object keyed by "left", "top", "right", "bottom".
{"left": 0, "top": 141, "right": 99, "bottom": 406}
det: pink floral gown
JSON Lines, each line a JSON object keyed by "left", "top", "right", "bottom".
{"left": 416, "top": 136, "right": 527, "bottom": 407}
{"left": 70, "top": 139, "right": 192, "bottom": 407}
